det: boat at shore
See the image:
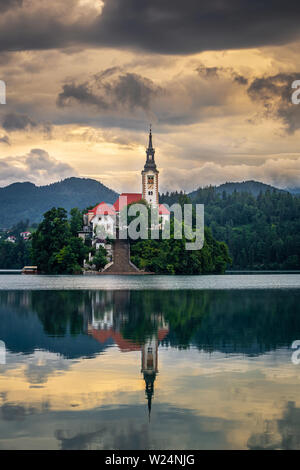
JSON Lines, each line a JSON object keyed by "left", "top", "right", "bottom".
{"left": 21, "top": 266, "right": 38, "bottom": 274}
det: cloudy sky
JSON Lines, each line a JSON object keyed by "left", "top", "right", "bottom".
{"left": 0, "top": 0, "right": 300, "bottom": 192}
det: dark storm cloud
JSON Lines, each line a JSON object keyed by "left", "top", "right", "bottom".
{"left": 94, "top": 66, "right": 123, "bottom": 81}
{"left": 2, "top": 113, "right": 38, "bottom": 131}
{"left": 196, "top": 65, "right": 220, "bottom": 78}
{"left": 234, "top": 75, "right": 248, "bottom": 85}
{"left": 0, "top": 402, "right": 37, "bottom": 421}
{"left": 55, "top": 65, "right": 250, "bottom": 128}
{"left": 0, "top": 0, "right": 300, "bottom": 54}
{"left": 1, "top": 112, "right": 52, "bottom": 135}
{"left": 57, "top": 83, "right": 108, "bottom": 109}
{"left": 196, "top": 64, "right": 248, "bottom": 85}
{"left": 247, "top": 73, "right": 300, "bottom": 133}
{"left": 57, "top": 64, "right": 300, "bottom": 133}
{"left": 0, "top": 135, "right": 10, "bottom": 145}
{"left": 0, "top": 0, "right": 22, "bottom": 13}
{"left": 248, "top": 401, "right": 300, "bottom": 450}
{"left": 78, "top": 0, "right": 300, "bottom": 54}
{"left": 103, "top": 73, "right": 162, "bottom": 110}
{"left": 57, "top": 71, "right": 162, "bottom": 112}
{"left": 54, "top": 402, "right": 231, "bottom": 450}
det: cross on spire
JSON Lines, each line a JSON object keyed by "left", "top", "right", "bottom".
{"left": 148, "top": 124, "right": 153, "bottom": 151}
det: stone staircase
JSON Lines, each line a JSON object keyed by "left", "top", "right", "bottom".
{"left": 101, "top": 238, "right": 140, "bottom": 274}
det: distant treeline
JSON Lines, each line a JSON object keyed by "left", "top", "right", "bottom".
{"left": 160, "top": 187, "right": 300, "bottom": 270}
{"left": 0, "top": 220, "right": 32, "bottom": 269}
{"left": 1, "top": 185, "right": 299, "bottom": 271}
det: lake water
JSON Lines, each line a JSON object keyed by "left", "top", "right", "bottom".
{"left": 0, "top": 274, "right": 299, "bottom": 450}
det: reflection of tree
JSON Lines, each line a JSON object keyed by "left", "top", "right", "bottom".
{"left": 152, "top": 290, "right": 209, "bottom": 347}
{"left": 118, "top": 290, "right": 208, "bottom": 346}
{"left": 120, "top": 289, "right": 300, "bottom": 353}
{"left": 248, "top": 402, "right": 300, "bottom": 450}
{"left": 0, "top": 291, "right": 32, "bottom": 315}
{"left": 191, "top": 290, "right": 300, "bottom": 354}
{"left": 1, "top": 289, "right": 300, "bottom": 355}
{"left": 31, "top": 291, "right": 89, "bottom": 336}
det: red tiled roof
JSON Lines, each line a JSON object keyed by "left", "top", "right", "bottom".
{"left": 159, "top": 204, "right": 170, "bottom": 215}
{"left": 85, "top": 202, "right": 116, "bottom": 216}
{"left": 86, "top": 197, "right": 170, "bottom": 217}
{"left": 158, "top": 328, "right": 169, "bottom": 342}
{"left": 89, "top": 327, "right": 169, "bottom": 352}
{"left": 113, "top": 193, "right": 142, "bottom": 212}
{"left": 89, "top": 329, "right": 113, "bottom": 343}
{"left": 89, "top": 327, "right": 141, "bottom": 352}
{"left": 113, "top": 332, "right": 142, "bottom": 352}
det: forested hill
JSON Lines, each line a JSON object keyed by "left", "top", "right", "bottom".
{"left": 0, "top": 177, "right": 119, "bottom": 228}
{"left": 288, "top": 187, "right": 300, "bottom": 195}
{"left": 0, "top": 177, "right": 293, "bottom": 228}
{"left": 189, "top": 180, "right": 286, "bottom": 199}
{"left": 160, "top": 186, "right": 300, "bottom": 270}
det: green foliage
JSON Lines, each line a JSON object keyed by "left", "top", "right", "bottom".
{"left": 0, "top": 239, "right": 31, "bottom": 269}
{"left": 70, "top": 207, "right": 83, "bottom": 235}
{"left": 0, "top": 219, "right": 32, "bottom": 269}
{"left": 130, "top": 223, "right": 231, "bottom": 274}
{"left": 93, "top": 246, "right": 108, "bottom": 271}
{"left": 124, "top": 198, "right": 231, "bottom": 275}
{"left": 161, "top": 188, "right": 300, "bottom": 270}
{"left": 31, "top": 207, "right": 89, "bottom": 274}
{"left": 120, "top": 198, "right": 150, "bottom": 237}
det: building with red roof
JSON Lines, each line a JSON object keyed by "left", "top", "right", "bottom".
{"left": 80, "top": 202, "right": 116, "bottom": 245}
{"left": 113, "top": 192, "right": 170, "bottom": 222}
{"left": 88, "top": 202, "right": 116, "bottom": 217}
{"left": 20, "top": 231, "right": 31, "bottom": 240}
{"left": 88, "top": 323, "right": 169, "bottom": 353}
{"left": 113, "top": 193, "right": 142, "bottom": 212}
{"left": 79, "top": 128, "right": 170, "bottom": 272}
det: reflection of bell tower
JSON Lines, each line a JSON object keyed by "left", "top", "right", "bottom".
{"left": 141, "top": 336, "right": 158, "bottom": 421}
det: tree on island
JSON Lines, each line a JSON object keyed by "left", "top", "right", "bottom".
{"left": 92, "top": 246, "right": 108, "bottom": 271}
{"left": 130, "top": 223, "right": 231, "bottom": 274}
{"left": 31, "top": 207, "right": 89, "bottom": 274}
{"left": 0, "top": 238, "right": 31, "bottom": 269}
{"left": 30, "top": 202, "right": 231, "bottom": 275}
{"left": 0, "top": 220, "right": 33, "bottom": 269}
{"left": 161, "top": 188, "right": 300, "bottom": 270}
{"left": 126, "top": 199, "right": 232, "bottom": 274}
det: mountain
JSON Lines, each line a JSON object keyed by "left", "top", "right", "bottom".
{"left": 0, "top": 177, "right": 119, "bottom": 228}
{"left": 188, "top": 180, "right": 287, "bottom": 199}
{"left": 0, "top": 177, "right": 297, "bottom": 228}
{"left": 287, "top": 187, "right": 300, "bottom": 195}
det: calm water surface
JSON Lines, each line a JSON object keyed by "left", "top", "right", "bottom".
{"left": 0, "top": 274, "right": 299, "bottom": 450}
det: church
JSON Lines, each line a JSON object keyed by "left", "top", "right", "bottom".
{"left": 80, "top": 127, "right": 170, "bottom": 245}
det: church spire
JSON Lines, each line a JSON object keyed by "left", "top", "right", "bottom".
{"left": 148, "top": 124, "right": 153, "bottom": 151}
{"left": 144, "top": 125, "right": 157, "bottom": 170}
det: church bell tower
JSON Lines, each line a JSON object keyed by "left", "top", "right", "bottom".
{"left": 142, "top": 126, "right": 159, "bottom": 206}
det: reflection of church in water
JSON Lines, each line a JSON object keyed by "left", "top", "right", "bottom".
{"left": 84, "top": 291, "right": 168, "bottom": 419}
